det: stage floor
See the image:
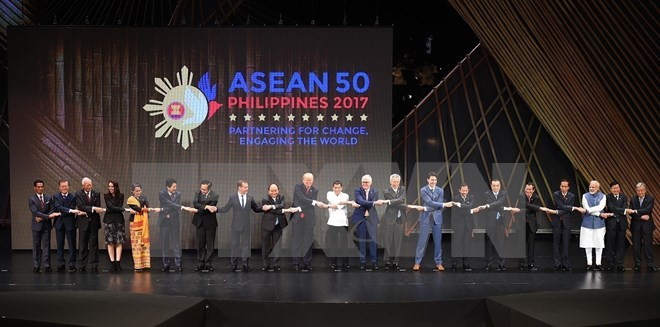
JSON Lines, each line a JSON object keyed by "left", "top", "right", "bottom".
{"left": 2, "top": 235, "right": 659, "bottom": 303}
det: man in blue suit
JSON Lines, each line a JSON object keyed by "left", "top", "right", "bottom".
{"left": 412, "top": 172, "right": 452, "bottom": 272}
{"left": 52, "top": 179, "right": 83, "bottom": 272}
{"left": 352, "top": 174, "right": 385, "bottom": 271}
{"left": 28, "top": 179, "right": 61, "bottom": 273}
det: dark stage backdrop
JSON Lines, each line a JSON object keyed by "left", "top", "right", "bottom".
{"left": 8, "top": 27, "right": 392, "bottom": 250}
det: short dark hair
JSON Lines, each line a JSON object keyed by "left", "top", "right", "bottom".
{"left": 268, "top": 183, "right": 279, "bottom": 191}
{"left": 200, "top": 180, "right": 212, "bottom": 188}
{"left": 609, "top": 180, "right": 619, "bottom": 188}
{"left": 166, "top": 178, "right": 177, "bottom": 188}
{"left": 427, "top": 172, "right": 437, "bottom": 179}
{"left": 130, "top": 183, "right": 142, "bottom": 191}
{"left": 58, "top": 179, "right": 69, "bottom": 186}
{"left": 237, "top": 180, "right": 248, "bottom": 188}
{"left": 525, "top": 182, "right": 535, "bottom": 190}
{"left": 332, "top": 180, "right": 343, "bottom": 187}
{"left": 33, "top": 179, "right": 44, "bottom": 187}
{"left": 560, "top": 178, "right": 570, "bottom": 186}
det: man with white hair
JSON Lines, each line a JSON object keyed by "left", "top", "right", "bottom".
{"left": 352, "top": 174, "right": 386, "bottom": 271}
{"left": 580, "top": 180, "right": 607, "bottom": 271}
{"left": 627, "top": 182, "right": 657, "bottom": 272}
{"left": 75, "top": 177, "right": 105, "bottom": 272}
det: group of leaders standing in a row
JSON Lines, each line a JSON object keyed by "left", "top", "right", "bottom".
{"left": 28, "top": 172, "right": 655, "bottom": 273}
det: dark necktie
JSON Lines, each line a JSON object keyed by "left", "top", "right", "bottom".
{"left": 39, "top": 195, "right": 45, "bottom": 209}
{"left": 241, "top": 195, "right": 245, "bottom": 208}
{"left": 86, "top": 192, "right": 91, "bottom": 204}
{"left": 306, "top": 186, "right": 311, "bottom": 195}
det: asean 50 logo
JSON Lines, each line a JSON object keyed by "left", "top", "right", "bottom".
{"left": 143, "top": 66, "right": 221, "bottom": 149}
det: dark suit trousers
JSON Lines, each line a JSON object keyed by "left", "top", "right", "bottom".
{"left": 78, "top": 227, "right": 99, "bottom": 268}
{"left": 262, "top": 224, "right": 283, "bottom": 267}
{"left": 32, "top": 229, "right": 51, "bottom": 268}
{"left": 326, "top": 225, "right": 349, "bottom": 266}
{"left": 196, "top": 226, "right": 216, "bottom": 266}
{"left": 292, "top": 217, "right": 314, "bottom": 265}
{"left": 231, "top": 229, "right": 251, "bottom": 266}
{"left": 522, "top": 223, "right": 536, "bottom": 264}
{"left": 552, "top": 222, "right": 571, "bottom": 266}
{"left": 451, "top": 222, "right": 471, "bottom": 266}
{"left": 355, "top": 218, "right": 378, "bottom": 264}
{"left": 161, "top": 225, "right": 182, "bottom": 267}
{"left": 631, "top": 221, "right": 655, "bottom": 267}
{"left": 55, "top": 227, "right": 77, "bottom": 267}
{"left": 381, "top": 222, "right": 403, "bottom": 263}
{"left": 485, "top": 227, "right": 505, "bottom": 267}
{"left": 605, "top": 222, "right": 626, "bottom": 266}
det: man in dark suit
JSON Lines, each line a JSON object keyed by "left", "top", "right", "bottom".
{"left": 28, "top": 179, "right": 60, "bottom": 272}
{"left": 259, "top": 183, "right": 292, "bottom": 271}
{"left": 627, "top": 182, "right": 656, "bottom": 272}
{"left": 601, "top": 181, "right": 629, "bottom": 272}
{"left": 381, "top": 174, "right": 409, "bottom": 271}
{"left": 550, "top": 179, "right": 584, "bottom": 271}
{"left": 353, "top": 174, "right": 385, "bottom": 271}
{"left": 517, "top": 182, "right": 542, "bottom": 271}
{"left": 480, "top": 179, "right": 508, "bottom": 271}
{"left": 451, "top": 183, "right": 479, "bottom": 272}
{"left": 75, "top": 177, "right": 104, "bottom": 273}
{"left": 159, "top": 178, "right": 184, "bottom": 272}
{"left": 217, "top": 180, "right": 262, "bottom": 272}
{"left": 192, "top": 180, "right": 219, "bottom": 272}
{"left": 52, "top": 179, "right": 83, "bottom": 272}
{"left": 291, "top": 173, "right": 327, "bottom": 272}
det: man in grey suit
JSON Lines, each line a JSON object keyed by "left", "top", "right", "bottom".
{"left": 217, "top": 180, "right": 262, "bottom": 272}
{"left": 381, "top": 174, "right": 408, "bottom": 271}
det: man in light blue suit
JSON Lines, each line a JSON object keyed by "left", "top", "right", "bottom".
{"left": 412, "top": 172, "right": 453, "bottom": 271}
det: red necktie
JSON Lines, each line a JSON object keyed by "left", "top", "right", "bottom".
{"left": 306, "top": 187, "right": 310, "bottom": 195}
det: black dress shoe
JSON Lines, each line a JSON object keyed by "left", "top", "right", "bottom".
{"left": 44, "top": 267, "right": 53, "bottom": 273}
{"left": 56, "top": 266, "right": 65, "bottom": 272}
{"left": 91, "top": 267, "right": 99, "bottom": 273}
{"left": 384, "top": 262, "right": 392, "bottom": 270}
{"left": 648, "top": 266, "right": 658, "bottom": 272}
{"left": 485, "top": 266, "right": 492, "bottom": 272}
{"left": 230, "top": 265, "right": 237, "bottom": 272}
{"left": 528, "top": 265, "right": 538, "bottom": 271}
{"left": 262, "top": 266, "right": 269, "bottom": 272}
{"left": 586, "top": 265, "right": 593, "bottom": 271}
{"left": 553, "top": 266, "right": 560, "bottom": 271}
{"left": 392, "top": 263, "right": 400, "bottom": 270}
{"left": 617, "top": 266, "right": 626, "bottom": 272}
{"left": 301, "top": 264, "right": 310, "bottom": 272}
{"left": 372, "top": 263, "right": 379, "bottom": 271}
{"left": 33, "top": 267, "right": 40, "bottom": 273}
{"left": 463, "top": 265, "right": 472, "bottom": 272}
{"left": 497, "top": 265, "right": 506, "bottom": 272}
{"left": 330, "top": 264, "right": 337, "bottom": 270}
{"left": 79, "top": 267, "right": 86, "bottom": 272}
{"left": 294, "top": 264, "right": 300, "bottom": 271}
{"left": 594, "top": 265, "right": 603, "bottom": 271}
{"left": 207, "top": 265, "right": 214, "bottom": 272}
{"left": 562, "top": 265, "right": 573, "bottom": 272}
{"left": 68, "top": 266, "right": 76, "bottom": 273}
{"left": 176, "top": 266, "right": 183, "bottom": 272}
{"left": 242, "top": 265, "right": 249, "bottom": 272}
{"left": 605, "top": 265, "right": 614, "bottom": 271}
{"left": 359, "top": 264, "right": 366, "bottom": 270}
{"left": 162, "top": 266, "right": 170, "bottom": 272}
{"left": 634, "top": 265, "right": 641, "bottom": 272}
{"left": 519, "top": 264, "right": 526, "bottom": 271}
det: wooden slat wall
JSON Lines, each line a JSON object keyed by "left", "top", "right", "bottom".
{"left": 450, "top": 0, "right": 660, "bottom": 242}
